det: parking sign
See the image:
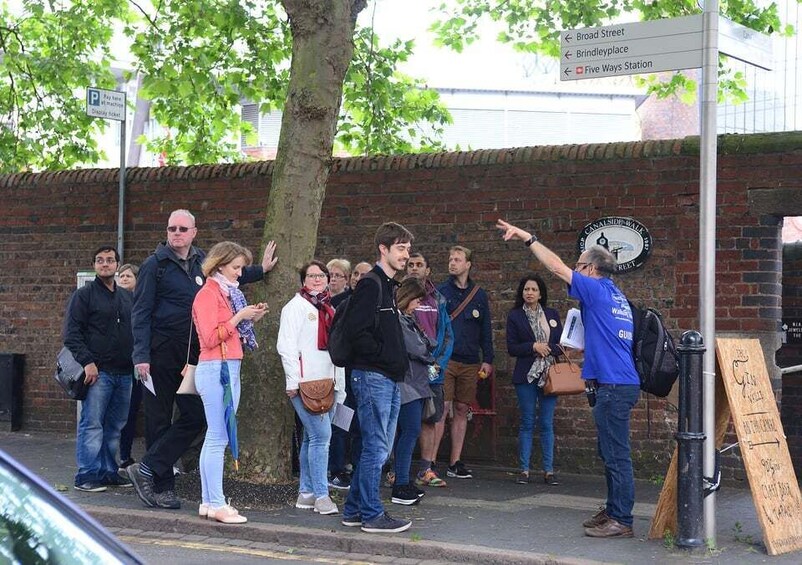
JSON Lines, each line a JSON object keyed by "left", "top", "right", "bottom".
{"left": 85, "top": 87, "right": 126, "bottom": 121}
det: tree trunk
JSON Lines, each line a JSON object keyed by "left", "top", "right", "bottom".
{"left": 237, "top": 0, "right": 366, "bottom": 483}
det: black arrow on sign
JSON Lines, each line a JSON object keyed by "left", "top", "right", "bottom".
{"left": 564, "top": 51, "right": 572, "bottom": 60}
{"left": 747, "top": 438, "right": 780, "bottom": 449}
{"left": 564, "top": 34, "right": 572, "bottom": 43}
{"left": 563, "top": 68, "right": 572, "bottom": 77}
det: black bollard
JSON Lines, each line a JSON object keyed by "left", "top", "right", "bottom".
{"left": 675, "top": 330, "right": 706, "bottom": 548}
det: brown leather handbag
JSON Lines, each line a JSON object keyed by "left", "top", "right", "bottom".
{"left": 299, "top": 379, "right": 335, "bottom": 414}
{"left": 543, "top": 346, "right": 584, "bottom": 396}
{"left": 298, "top": 356, "right": 335, "bottom": 414}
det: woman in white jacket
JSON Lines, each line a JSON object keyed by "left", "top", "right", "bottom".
{"left": 278, "top": 260, "right": 345, "bottom": 516}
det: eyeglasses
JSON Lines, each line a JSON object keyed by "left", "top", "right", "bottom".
{"left": 575, "top": 262, "right": 592, "bottom": 272}
{"left": 305, "top": 273, "right": 327, "bottom": 280}
{"left": 95, "top": 257, "right": 117, "bottom": 265}
{"left": 167, "top": 226, "right": 193, "bottom": 233}
{"left": 330, "top": 273, "right": 346, "bottom": 280}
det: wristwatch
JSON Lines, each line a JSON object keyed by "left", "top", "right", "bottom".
{"left": 524, "top": 234, "right": 538, "bottom": 247}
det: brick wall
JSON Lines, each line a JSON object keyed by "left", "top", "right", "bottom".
{"left": 2, "top": 132, "right": 801, "bottom": 479}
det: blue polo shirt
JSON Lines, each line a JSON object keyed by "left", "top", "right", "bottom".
{"left": 568, "top": 273, "right": 639, "bottom": 385}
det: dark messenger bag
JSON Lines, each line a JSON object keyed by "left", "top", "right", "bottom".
{"left": 54, "top": 347, "right": 89, "bottom": 401}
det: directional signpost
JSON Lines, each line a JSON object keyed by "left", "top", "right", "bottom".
{"left": 560, "top": 15, "right": 704, "bottom": 80}
{"left": 560, "top": 14, "right": 772, "bottom": 81}
{"left": 85, "top": 87, "right": 127, "bottom": 262}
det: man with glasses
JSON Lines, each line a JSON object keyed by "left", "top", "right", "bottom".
{"left": 128, "top": 209, "right": 278, "bottom": 510}
{"left": 497, "top": 219, "right": 639, "bottom": 539}
{"left": 64, "top": 246, "right": 134, "bottom": 492}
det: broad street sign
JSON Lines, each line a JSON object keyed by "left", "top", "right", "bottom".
{"left": 85, "top": 87, "right": 126, "bottom": 121}
{"left": 561, "top": 15, "right": 703, "bottom": 80}
{"left": 560, "top": 14, "right": 773, "bottom": 80}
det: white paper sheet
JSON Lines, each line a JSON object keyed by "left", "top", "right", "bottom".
{"left": 142, "top": 373, "right": 156, "bottom": 396}
{"left": 332, "top": 403, "right": 354, "bottom": 431}
{"left": 560, "top": 307, "right": 585, "bottom": 350}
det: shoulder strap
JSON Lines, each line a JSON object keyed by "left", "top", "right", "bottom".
{"left": 363, "top": 271, "right": 383, "bottom": 311}
{"left": 450, "top": 284, "right": 480, "bottom": 322}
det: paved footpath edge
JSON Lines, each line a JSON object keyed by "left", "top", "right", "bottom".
{"left": 85, "top": 505, "right": 604, "bottom": 565}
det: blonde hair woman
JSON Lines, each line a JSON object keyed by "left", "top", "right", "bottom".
{"left": 192, "top": 241, "right": 267, "bottom": 524}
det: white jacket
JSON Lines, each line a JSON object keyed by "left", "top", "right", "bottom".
{"left": 277, "top": 293, "right": 345, "bottom": 404}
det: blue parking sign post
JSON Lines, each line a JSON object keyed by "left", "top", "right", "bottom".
{"left": 85, "top": 87, "right": 127, "bottom": 263}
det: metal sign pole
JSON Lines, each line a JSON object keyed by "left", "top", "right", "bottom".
{"left": 700, "top": 0, "right": 719, "bottom": 546}
{"left": 118, "top": 118, "right": 126, "bottom": 263}
{"left": 86, "top": 86, "right": 127, "bottom": 263}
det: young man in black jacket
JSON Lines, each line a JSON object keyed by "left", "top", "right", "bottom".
{"left": 341, "top": 222, "right": 413, "bottom": 534}
{"left": 64, "top": 246, "right": 134, "bottom": 492}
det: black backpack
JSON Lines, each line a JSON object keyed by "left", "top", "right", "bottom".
{"left": 327, "top": 272, "right": 382, "bottom": 368}
{"left": 629, "top": 302, "right": 679, "bottom": 397}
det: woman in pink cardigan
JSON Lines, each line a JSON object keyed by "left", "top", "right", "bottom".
{"left": 192, "top": 241, "right": 267, "bottom": 524}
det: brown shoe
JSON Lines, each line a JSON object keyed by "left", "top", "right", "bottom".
{"left": 582, "top": 506, "right": 610, "bottom": 528}
{"left": 584, "top": 518, "right": 633, "bottom": 538}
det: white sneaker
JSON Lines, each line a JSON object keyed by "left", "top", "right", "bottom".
{"left": 295, "top": 492, "right": 315, "bottom": 509}
{"left": 199, "top": 503, "right": 209, "bottom": 518}
{"left": 313, "top": 495, "right": 338, "bottom": 515}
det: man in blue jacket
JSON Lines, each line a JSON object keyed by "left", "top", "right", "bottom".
{"left": 498, "top": 219, "right": 639, "bottom": 539}
{"left": 438, "top": 245, "right": 494, "bottom": 480}
{"left": 127, "top": 209, "right": 277, "bottom": 510}
{"left": 64, "top": 246, "right": 134, "bottom": 492}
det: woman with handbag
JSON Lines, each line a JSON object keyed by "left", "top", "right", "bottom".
{"left": 506, "top": 274, "right": 563, "bottom": 486}
{"left": 390, "top": 277, "right": 435, "bottom": 506}
{"left": 192, "top": 242, "right": 267, "bottom": 524}
{"left": 278, "top": 260, "right": 345, "bottom": 516}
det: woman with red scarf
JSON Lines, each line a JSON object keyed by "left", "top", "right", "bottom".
{"left": 278, "top": 260, "right": 345, "bottom": 516}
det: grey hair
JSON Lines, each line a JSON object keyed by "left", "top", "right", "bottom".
{"left": 584, "top": 246, "right": 617, "bottom": 277}
{"left": 169, "top": 209, "right": 196, "bottom": 226}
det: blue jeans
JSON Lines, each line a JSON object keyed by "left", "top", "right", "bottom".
{"left": 344, "top": 370, "right": 400, "bottom": 522}
{"left": 196, "top": 360, "right": 241, "bottom": 507}
{"left": 393, "top": 398, "right": 423, "bottom": 486}
{"left": 514, "top": 382, "right": 557, "bottom": 473}
{"left": 75, "top": 371, "right": 132, "bottom": 485}
{"left": 290, "top": 394, "right": 334, "bottom": 498}
{"left": 593, "top": 384, "right": 640, "bottom": 527}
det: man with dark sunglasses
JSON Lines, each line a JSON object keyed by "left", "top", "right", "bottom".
{"left": 128, "top": 209, "right": 278, "bottom": 510}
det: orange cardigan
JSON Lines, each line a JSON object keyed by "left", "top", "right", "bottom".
{"left": 192, "top": 279, "right": 244, "bottom": 361}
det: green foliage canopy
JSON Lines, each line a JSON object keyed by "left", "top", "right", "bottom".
{"left": 0, "top": 0, "right": 450, "bottom": 172}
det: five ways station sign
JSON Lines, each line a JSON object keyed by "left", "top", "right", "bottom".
{"left": 560, "top": 15, "right": 703, "bottom": 80}
{"left": 560, "top": 14, "right": 772, "bottom": 81}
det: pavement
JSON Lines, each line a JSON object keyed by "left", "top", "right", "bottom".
{"left": 1, "top": 430, "right": 799, "bottom": 565}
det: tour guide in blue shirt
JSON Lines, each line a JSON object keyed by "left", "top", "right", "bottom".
{"left": 497, "top": 219, "right": 639, "bottom": 539}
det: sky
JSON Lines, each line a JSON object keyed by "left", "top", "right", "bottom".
{"left": 358, "top": 0, "right": 534, "bottom": 89}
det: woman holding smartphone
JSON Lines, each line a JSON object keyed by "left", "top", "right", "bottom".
{"left": 192, "top": 241, "right": 267, "bottom": 524}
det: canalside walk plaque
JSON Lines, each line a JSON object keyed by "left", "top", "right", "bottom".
{"left": 561, "top": 15, "right": 704, "bottom": 80}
